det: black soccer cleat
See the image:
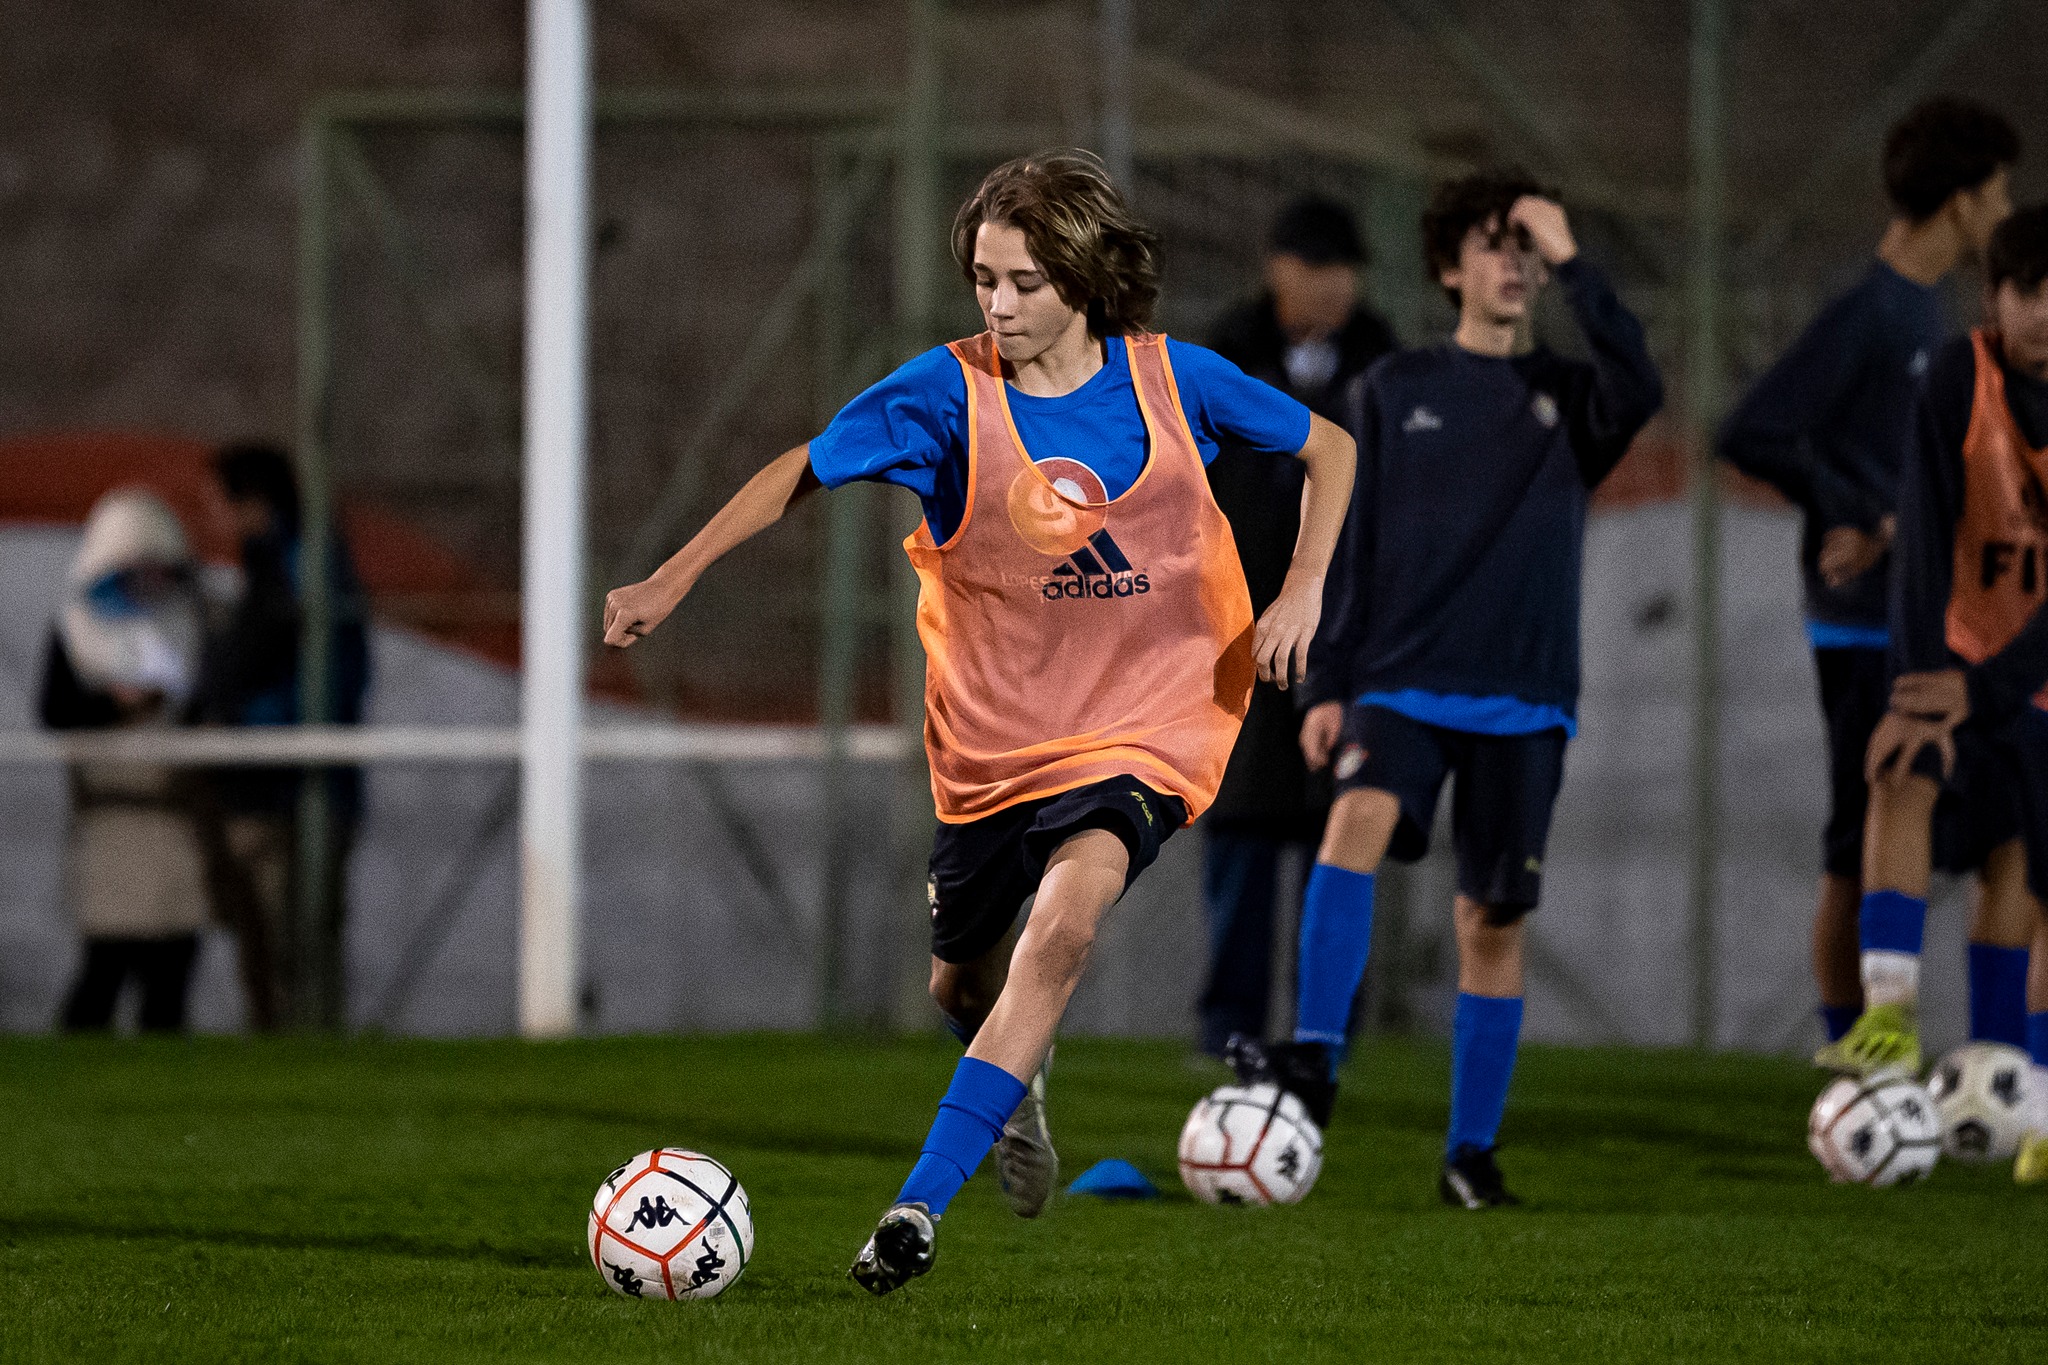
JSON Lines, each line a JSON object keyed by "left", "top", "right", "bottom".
{"left": 1439, "top": 1144, "right": 1522, "bottom": 1210}
{"left": 849, "top": 1202, "right": 937, "bottom": 1296}
{"left": 1224, "top": 1033, "right": 1338, "bottom": 1129}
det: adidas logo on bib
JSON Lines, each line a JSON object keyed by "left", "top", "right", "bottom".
{"left": 1043, "top": 529, "right": 1151, "bottom": 601}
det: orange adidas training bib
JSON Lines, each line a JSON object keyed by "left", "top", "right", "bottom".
{"left": 1946, "top": 329, "right": 2048, "bottom": 710}
{"left": 905, "top": 331, "right": 1257, "bottom": 824}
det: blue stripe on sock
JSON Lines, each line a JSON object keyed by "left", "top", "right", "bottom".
{"left": 1859, "top": 890, "right": 1926, "bottom": 956}
{"left": 2028, "top": 1011, "right": 2048, "bottom": 1068}
{"left": 895, "top": 1056, "right": 1028, "bottom": 1216}
{"left": 1967, "top": 943, "right": 2028, "bottom": 1047}
{"left": 1819, "top": 1002, "right": 1860, "bottom": 1043}
{"left": 1447, "top": 992, "right": 1524, "bottom": 1160}
{"left": 1293, "top": 864, "right": 1375, "bottom": 1048}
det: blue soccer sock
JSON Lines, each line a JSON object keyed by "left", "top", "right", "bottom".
{"left": 2028, "top": 1011, "right": 2048, "bottom": 1068}
{"left": 895, "top": 1056, "right": 1027, "bottom": 1217}
{"left": 1818, "top": 1002, "right": 1860, "bottom": 1042}
{"left": 1447, "top": 992, "right": 1524, "bottom": 1159}
{"left": 1293, "top": 864, "right": 1376, "bottom": 1054}
{"left": 1967, "top": 943, "right": 2029, "bottom": 1047}
{"left": 1858, "top": 890, "right": 1927, "bottom": 1007}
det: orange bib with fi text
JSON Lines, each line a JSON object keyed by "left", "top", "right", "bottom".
{"left": 1947, "top": 329, "right": 2048, "bottom": 710}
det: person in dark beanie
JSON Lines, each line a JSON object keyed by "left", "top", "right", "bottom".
{"left": 1197, "top": 197, "right": 1398, "bottom": 1055}
{"left": 198, "top": 443, "right": 371, "bottom": 1030}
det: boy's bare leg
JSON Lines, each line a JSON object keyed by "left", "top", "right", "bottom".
{"left": 965, "top": 830, "right": 1128, "bottom": 1081}
{"left": 929, "top": 927, "right": 1014, "bottom": 1043}
{"left": 1863, "top": 773, "right": 1940, "bottom": 898}
{"left": 1318, "top": 788, "right": 1400, "bottom": 872}
{"left": 922, "top": 853, "right": 1125, "bottom": 1220}
{"left": 1813, "top": 873, "right": 1864, "bottom": 1023}
{"left": 2031, "top": 908, "right": 2048, "bottom": 1018}
{"left": 1455, "top": 897, "right": 1525, "bottom": 997}
{"left": 1971, "top": 840, "right": 2037, "bottom": 947}
{"left": 852, "top": 829, "right": 1132, "bottom": 1291}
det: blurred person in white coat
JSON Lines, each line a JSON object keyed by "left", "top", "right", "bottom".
{"left": 39, "top": 488, "right": 211, "bottom": 1031}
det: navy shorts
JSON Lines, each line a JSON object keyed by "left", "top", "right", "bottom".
{"left": 1912, "top": 707, "right": 2048, "bottom": 893}
{"left": 1331, "top": 704, "right": 1568, "bottom": 912}
{"left": 1814, "top": 646, "right": 1888, "bottom": 879}
{"left": 926, "top": 776, "right": 1187, "bottom": 964}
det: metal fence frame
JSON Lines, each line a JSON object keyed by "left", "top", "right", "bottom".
{"left": 275, "top": 0, "right": 1996, "bottom": 1043}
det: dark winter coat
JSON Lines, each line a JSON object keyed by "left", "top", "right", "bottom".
{"left": 1204, "top": 296, "right": 1397, "bottom": 836}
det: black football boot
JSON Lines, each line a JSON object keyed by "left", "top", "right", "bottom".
{"left": 849, "top": 1202, "right": 937, "bottom": 1295}
{"left": 1224, "top": 1033, "right": 1338, "bottom": 1129}
{"left": 1438, "top": 1144, "right": 1522, "bottom": 1209}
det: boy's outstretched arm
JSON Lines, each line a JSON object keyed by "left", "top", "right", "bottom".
{"left": 1256, "top": 412, "right": 1355, "bottom": 690}
{"left": 602, "top": 444, "right": 822, "bottom": 647}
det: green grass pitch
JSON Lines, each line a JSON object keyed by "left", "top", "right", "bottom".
{"left": 3, "top": 1034, "right": 2044, "bottom": 1363}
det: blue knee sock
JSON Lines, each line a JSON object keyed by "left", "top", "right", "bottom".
{"left": 1447, "top": 992, "right": 1524, "bottom": 1160}
{"left": 1293, "top": 865, "right": 1375, "bottom": 1051}
{"left": 1859, "top": 890, "right": 1926, "bottom": 954}
{"left": 895, "top": 1057, "right": 1027, "bottom": 1217}
{"left": 1819, "top": 1003, "right": 1860, "bottom": 1042}
{"left": 1967, "top": 943, "right": 2029, "bottom": 1047}
{"left": 2029, "top": 1011, "right": 2048, "bottom": 1068}
{"left": 1858, "top": 890, "right": 1927, "bottom": 1006}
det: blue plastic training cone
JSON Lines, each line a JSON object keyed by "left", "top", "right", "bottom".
{"left": 1066, "top": 1158, "right": 1160, "bottom": 1199}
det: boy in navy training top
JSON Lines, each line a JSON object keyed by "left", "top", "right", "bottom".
{"left": 1719, "top": 97, "right": 2020, "bottom": 1053}
{"left": 1231, "top": 170, "right": 1662, "bottom": 1208}
{"left": 1826, "top": 210, "right": 2048, "bottom": 1155}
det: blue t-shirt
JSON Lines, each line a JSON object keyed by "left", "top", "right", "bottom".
{"left": 808, "top": 335, "right": 1312, "bottom": 542}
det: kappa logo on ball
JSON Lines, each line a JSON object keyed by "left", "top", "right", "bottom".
{"left": 1334, "top": 744, "right": 1366, "bottom": 781}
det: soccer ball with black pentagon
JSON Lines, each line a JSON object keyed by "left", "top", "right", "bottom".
{"left": 1926, "top": 1042, "right": 2035, "bottom": 1163}
{"left": 1178, "top": 1081, "right": 1323, "bottom": 1205}
{"left": 1807, "top": 1075, "right": 1941, "bottom": 1186}
{"left": 588, "top": 1148, "right": 754, "bottom": 1300}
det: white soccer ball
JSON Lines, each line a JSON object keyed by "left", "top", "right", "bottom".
{"left": 1807, "top": 1075, "right": 1942, "bottom": 1186}
{"left": 1178, "top": 1081, "right": 1323, "bottom": 1206}
{"left": 1925, "top": 1042, "right": 2035, "bottom": 1163}
{"left": 588, "top": 1148, "right": 754, "bottom": 1300}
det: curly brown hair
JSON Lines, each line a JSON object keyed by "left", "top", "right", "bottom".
{"left": 951, "top": 151, "right": 1161, "bottom": 338}
{"left": 1421, "top": 167, "right": 1558, "bottom": 308}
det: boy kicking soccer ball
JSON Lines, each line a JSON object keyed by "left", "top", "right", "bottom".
{"left": 603, "top": 152, "right": 1354, "bottom": 1289}
{"left": 1838, "top": 206, "right": 2048, "bottom": 1182}
{"left": 1230, "top": 170, "right": 1662, "bottom": 1208}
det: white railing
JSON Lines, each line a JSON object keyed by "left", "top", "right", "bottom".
{"left": 0, "top": 724, "right": 913, "bottom": 766}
